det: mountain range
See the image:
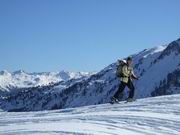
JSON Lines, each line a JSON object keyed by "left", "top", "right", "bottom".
{"left": 0, "top": 38, "right": 179, "bottom": 112}
{"left": 0, "top": 70, "right": 93, "bottom": 91}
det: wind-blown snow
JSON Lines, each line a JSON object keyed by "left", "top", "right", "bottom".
{"left": 141, "top": 45, "right": 167, "bottom": 58}
{"left": 0, "top": 94, "right": 180, "bottom": 135}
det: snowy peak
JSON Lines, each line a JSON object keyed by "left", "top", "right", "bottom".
{"left": 57, "top": 71, "right": 71, "bottom": 81}
{"left": 134, "top": 45, "right": 167, "bottom": 59}
{"left": 0, "top": 70, "right": 11, "bottom": 76}
{"left": 57, "top": 71, "right": 92, "bottom": 81}
{"left": 158, "top": 39, "right": 180, "bottom": 60}
{"left": 12, "top": 70, "right": 26, "bottom": 75}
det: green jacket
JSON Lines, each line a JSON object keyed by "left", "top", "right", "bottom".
{"left": 121, "top": 65, "right": 133, "bottom": 83}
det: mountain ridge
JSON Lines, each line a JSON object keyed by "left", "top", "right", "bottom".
{"left": 0, "top": 70, "right": 94, "bottom": 91}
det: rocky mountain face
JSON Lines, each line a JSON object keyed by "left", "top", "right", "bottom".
{"left": 0, "top": 38, "right": 179, "bottom": 112}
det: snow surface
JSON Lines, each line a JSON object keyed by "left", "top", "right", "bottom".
{"left": 0, "top": 94, "right": 180, "bottom": 135}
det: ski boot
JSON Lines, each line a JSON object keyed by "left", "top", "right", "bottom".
{"left": 110, "top": 96, "right": 119, "bottom": 104}
{"left": 126, "top": 98, "right": 135, "bottom": 102}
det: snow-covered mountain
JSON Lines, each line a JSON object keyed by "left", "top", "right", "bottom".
{"left": 0, "top": 38, "right": 179, "bottom": 112}
{"left": 0, "top": 70, "right": 93, "bottom": 92}
{"left": 0, "top": 94, "right": 180, "bottom": 135}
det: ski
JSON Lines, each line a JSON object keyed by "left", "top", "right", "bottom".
{"left": 110, "top": 99, "right": 136, "bottom": 104}
{"left": 124, "top": 99, "right": 136, "bottom": 104}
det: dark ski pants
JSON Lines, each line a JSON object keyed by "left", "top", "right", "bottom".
{"left": 114, "top": 79, "right": 135, "bottom": 99}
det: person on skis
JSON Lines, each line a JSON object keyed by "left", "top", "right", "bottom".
{"left": 112, "top": 56, "right": 139, "bottom": 102}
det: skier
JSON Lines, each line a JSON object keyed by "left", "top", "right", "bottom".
{"left": 111, "top": 57, "right": 139, "bottom": 103}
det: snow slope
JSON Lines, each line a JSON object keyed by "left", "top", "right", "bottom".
{"left": 0, "top": 94, "right": 180, "bottom": 135}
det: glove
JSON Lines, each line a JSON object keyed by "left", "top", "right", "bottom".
{"left": 131, "top": 74, "right": 139, "bottom": 80}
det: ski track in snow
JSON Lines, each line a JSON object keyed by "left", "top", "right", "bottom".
{"left": 0, "top": 94, "right": 180, "bottom": 135}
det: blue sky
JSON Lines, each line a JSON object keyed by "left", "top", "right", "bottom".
{"left": 0, "top": 0, "right": 180, "bottom": 72}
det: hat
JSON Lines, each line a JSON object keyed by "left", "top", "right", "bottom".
{"left": 127, "top": 56, "right": 132, "bottom": 61}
